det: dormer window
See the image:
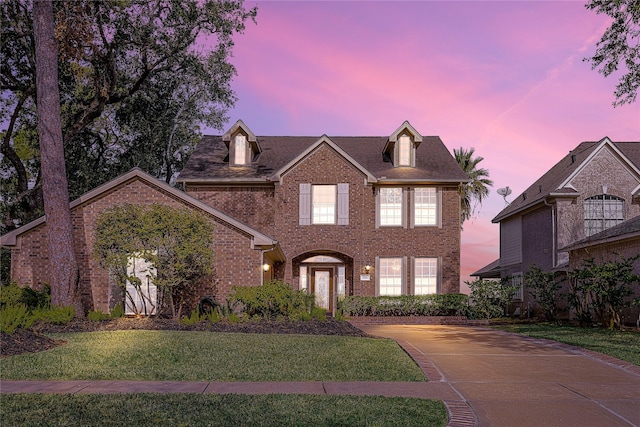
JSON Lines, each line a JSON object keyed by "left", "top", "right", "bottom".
{"left": 383, "top": 121, "right": 423, "bottom": 168}
{"left": 233, "top": 133, "right": 248, "bottom": 166}
{"left": 222, "top": 119, "right": 261, "bottom": 167}
{"left": 398, "top": 134, "right": 412, "bottom": 166}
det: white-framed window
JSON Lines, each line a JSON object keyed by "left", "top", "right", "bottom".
{"left": 233, "top": 134, "right": 248, "bottom": 166}
{"left": 511, "top": 273, "right": 523, "bottom": 301}
{"left": 378, "top": 257, "right": 403, "bottom": 296}
{"left": 414, "top": 257, "right": 437, "bottom": 295}
{"left": 312, "top": 185, "right": 337, "bottom": 224}
{"left": 414, "top": 188, "right": 437, "bottom": 226}
{"left": 397, "top": 135, "right": 412, "bottom": 167}
{"left": 380, "top": 188, "right": 403, "bottom": 226}
{"left": 584, "top": 194, "right": 624, "bottom": 236}
{"left": 337, "top": 265, "right": 346, "bottom": 300}
{"left": 299, "top": 183, "right": 348, "bottom": 225}
{"left": 125, "top": 254, "right": 157, "bottom": 315}
{"left": 299, "top": 265, "right": 308, "bottom": 291}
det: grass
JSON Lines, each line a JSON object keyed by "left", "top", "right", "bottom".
{"left": 0, "top": 331, "right": 426, "bottom": 381}
{"left": 1, "top": 394, "right": 448, "bottom": 427}
{"left": 493, "top": 323, "right": 640, "bottom": 366}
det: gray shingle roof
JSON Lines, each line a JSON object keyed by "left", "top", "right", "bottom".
{"left": 492, "top": 139, "right": 640, "bottom": 223}
{"left": 177, "top": 135, "right": 468, "bottom": 184}
{"left": 561, "top": 215, "right": 640, "bottom": 251}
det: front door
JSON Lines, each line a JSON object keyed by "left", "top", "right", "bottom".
{"left": 311, "top": 268, "right": 333, "bottom": 312}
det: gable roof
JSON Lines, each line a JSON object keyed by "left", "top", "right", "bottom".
{"left": 1, "top": 168, "right": 281, "bottom": 250}
{"left": 560, "top": 214, "right": 640, "bottom": 252}
{"left": 493, "top": 138, "right": 640, "bottom": 223}
{"left": 270, "top": 135, "right": 378, "bottom": 183}
{"left": 178, "top": 123, "right": 468, "bottom": 185}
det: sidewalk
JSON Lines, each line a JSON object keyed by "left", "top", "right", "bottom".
{"left": 2, "top": 325, "right": 639, "bottom": 427}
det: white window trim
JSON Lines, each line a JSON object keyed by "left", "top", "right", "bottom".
{"left": 376, "top": 187, "right": 407, "bottom": 228}
{"left": 231, "top": 133, "right": 249, "bottom": 166}
{"left": 410, "top": 187, "right": 440, "bottom": 228}
{"left": 412, "top": 256, "right": 439, "bottom": 295}
{"left": 375, "top": 256, "right": 407, "bottom": 296}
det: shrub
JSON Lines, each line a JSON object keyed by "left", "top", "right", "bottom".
{"left": 229, "top": 280, "right": 313, "bottom": 320}
{"left": 0, "top": 304, "right": 34, "bottom": 334}
{"left": 20, "top": 284, "right": 51, "bottom": 309}
{"left": 568, "top": 255, "right": 640, "bottom": 329}
{"left": 88, "top": 309, "right": 110, "bottom": 322}
{"left": 525, "top": 265, "right": 562, "bottom": 321}
{"left": 467, "top": 279, "right": 518, "bottom": 320}
{"left": 340, "top": 294, "right": 469, "bottom": 317}
{"left": 110, "top": 304, "right": 125, "bottom": 318}
{"left": 31, "top": 306, "right": 75, "bottom": 325}
{"left": 0, "top": 282, "right": 24, "bottom": 308}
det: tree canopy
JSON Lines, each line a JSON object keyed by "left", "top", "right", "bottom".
{"left": 585, "top": 0, "right": 640, "bottom": 106}
{"left": 1, "top": 0, "right": 257, "bottom": 232}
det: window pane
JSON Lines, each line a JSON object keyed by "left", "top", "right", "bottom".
{"left": 398, "top": 135, "right": 411, "bottom": 166}
{"left": 414, "top": 257, "right": 437, "bottom": 295}
{"left": 337, "top": 266, "right": 345, "bottom": 298}
{"left": 379, "top": 258, "right": 402, "bottom": 295}
{"left": 313, "top": 185, "right": 336, "bottom": 224}
{"left": 380, "top": 188, "right": 402, "bottom": 226}
{"left": 414, "top": 188, "right": 437, "bottom": 225}
{"left": 234, "top": 134, "right": 247, "bottom": 165}
{"left": 584, "top": 194, "right": 624, "bottom": 236}
{"left": 300, "top": 266, "right": 307, "bottom": 291}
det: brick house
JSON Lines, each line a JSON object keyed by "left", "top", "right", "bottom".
{"left": 0, "top": 168, "right": 284, "bottom": 314}
{"left": 2, "top": 120, "right": 468, "bottom": 315}
{"left": 472, "top": 137, "right": 640, "bottom": 318}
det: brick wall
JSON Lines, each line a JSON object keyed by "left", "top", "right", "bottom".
{"left": 186, "top": 143, "right": 462, "bottom": 296}
{"left": 10, "top": 177, "right": 263, "bottom": 314}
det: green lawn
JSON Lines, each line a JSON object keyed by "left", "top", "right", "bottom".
{"left": 1, "top": 331, "right": 446, "bottom": 426}
{"left": 493, "top": 323, "right": 640, "bottom": 366}
{"left": 1, "top": 331, "right": 426, "bottom": 381}
{"left": 1, "top": 394, "right": 448, "bottom": 427}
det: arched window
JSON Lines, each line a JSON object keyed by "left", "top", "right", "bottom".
{"left": 584, "top": 194, "right": 624, "bottom": 237}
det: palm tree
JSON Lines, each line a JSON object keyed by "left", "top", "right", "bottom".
{"left": 454, "top": 147, "right": 493, "bottom": 226}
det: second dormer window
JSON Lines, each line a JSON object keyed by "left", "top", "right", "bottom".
{"left": 398, "top": 135, "right": 412, "bottom": 166}
{"left": 234, "top": 134, "right": 248, "bottom": 165}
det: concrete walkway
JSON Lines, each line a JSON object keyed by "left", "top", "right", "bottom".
{"left": 2, "top": 325, "right": 639, "bottom": 426}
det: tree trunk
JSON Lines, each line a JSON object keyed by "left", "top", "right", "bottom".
{"left": 33, "top": 0, "right": 82, "bottom": 315}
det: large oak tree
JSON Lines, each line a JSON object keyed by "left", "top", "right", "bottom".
{"left": 1, "top": 0, "right": 257, "bottom": 232}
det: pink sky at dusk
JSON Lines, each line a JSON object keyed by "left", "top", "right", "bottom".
{"left": 205, "top": 0, "right": 640, "bottom": 290}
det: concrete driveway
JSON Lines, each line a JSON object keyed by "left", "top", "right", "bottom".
{"left": 359, "top": 325, "right": 640, "bottom": 427}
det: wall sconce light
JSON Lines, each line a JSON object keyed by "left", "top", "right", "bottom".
{"left": 262, "top": 264, "right": 270, "bottom": 272}
{"left": 364, "top": 265, "right": 371, "bottom": 272}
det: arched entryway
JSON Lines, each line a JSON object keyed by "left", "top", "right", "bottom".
{"left": 293, "top": 251, "right": 352, "bottom": 315}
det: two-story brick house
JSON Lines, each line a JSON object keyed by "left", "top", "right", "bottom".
{"left": 473, "top": 137, "right": 640, "bottom": 317}
{"left": 1, "top": 120, "right": 468, "bottom": 315}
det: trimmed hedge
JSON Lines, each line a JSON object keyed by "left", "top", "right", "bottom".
{"left": 340, "top": 294, "right": 469, "bottom": 317}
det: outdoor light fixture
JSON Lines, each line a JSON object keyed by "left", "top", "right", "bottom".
{"left": 262, "top": 264, "right": 270, "bottom": 272}
{"left": 365, "top": 265, "right": 371, "bottom": 272}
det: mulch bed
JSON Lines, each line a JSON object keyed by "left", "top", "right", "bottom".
{"left": 1, "top": 317, "right": 371, "bottom": 357}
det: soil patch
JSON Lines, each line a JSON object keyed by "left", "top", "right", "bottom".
{"left": 2, "top": 317, "right": 370, "bottom": 357}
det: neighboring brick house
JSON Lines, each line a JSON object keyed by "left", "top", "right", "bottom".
{"left": 562, "top": 215, "right": 640, "bottom": 324}
{"left": 472, "top": 137, "right": 640, "bottom": 318}
{"left": 2, "top": 120, "right": 468, "bottom": 315}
